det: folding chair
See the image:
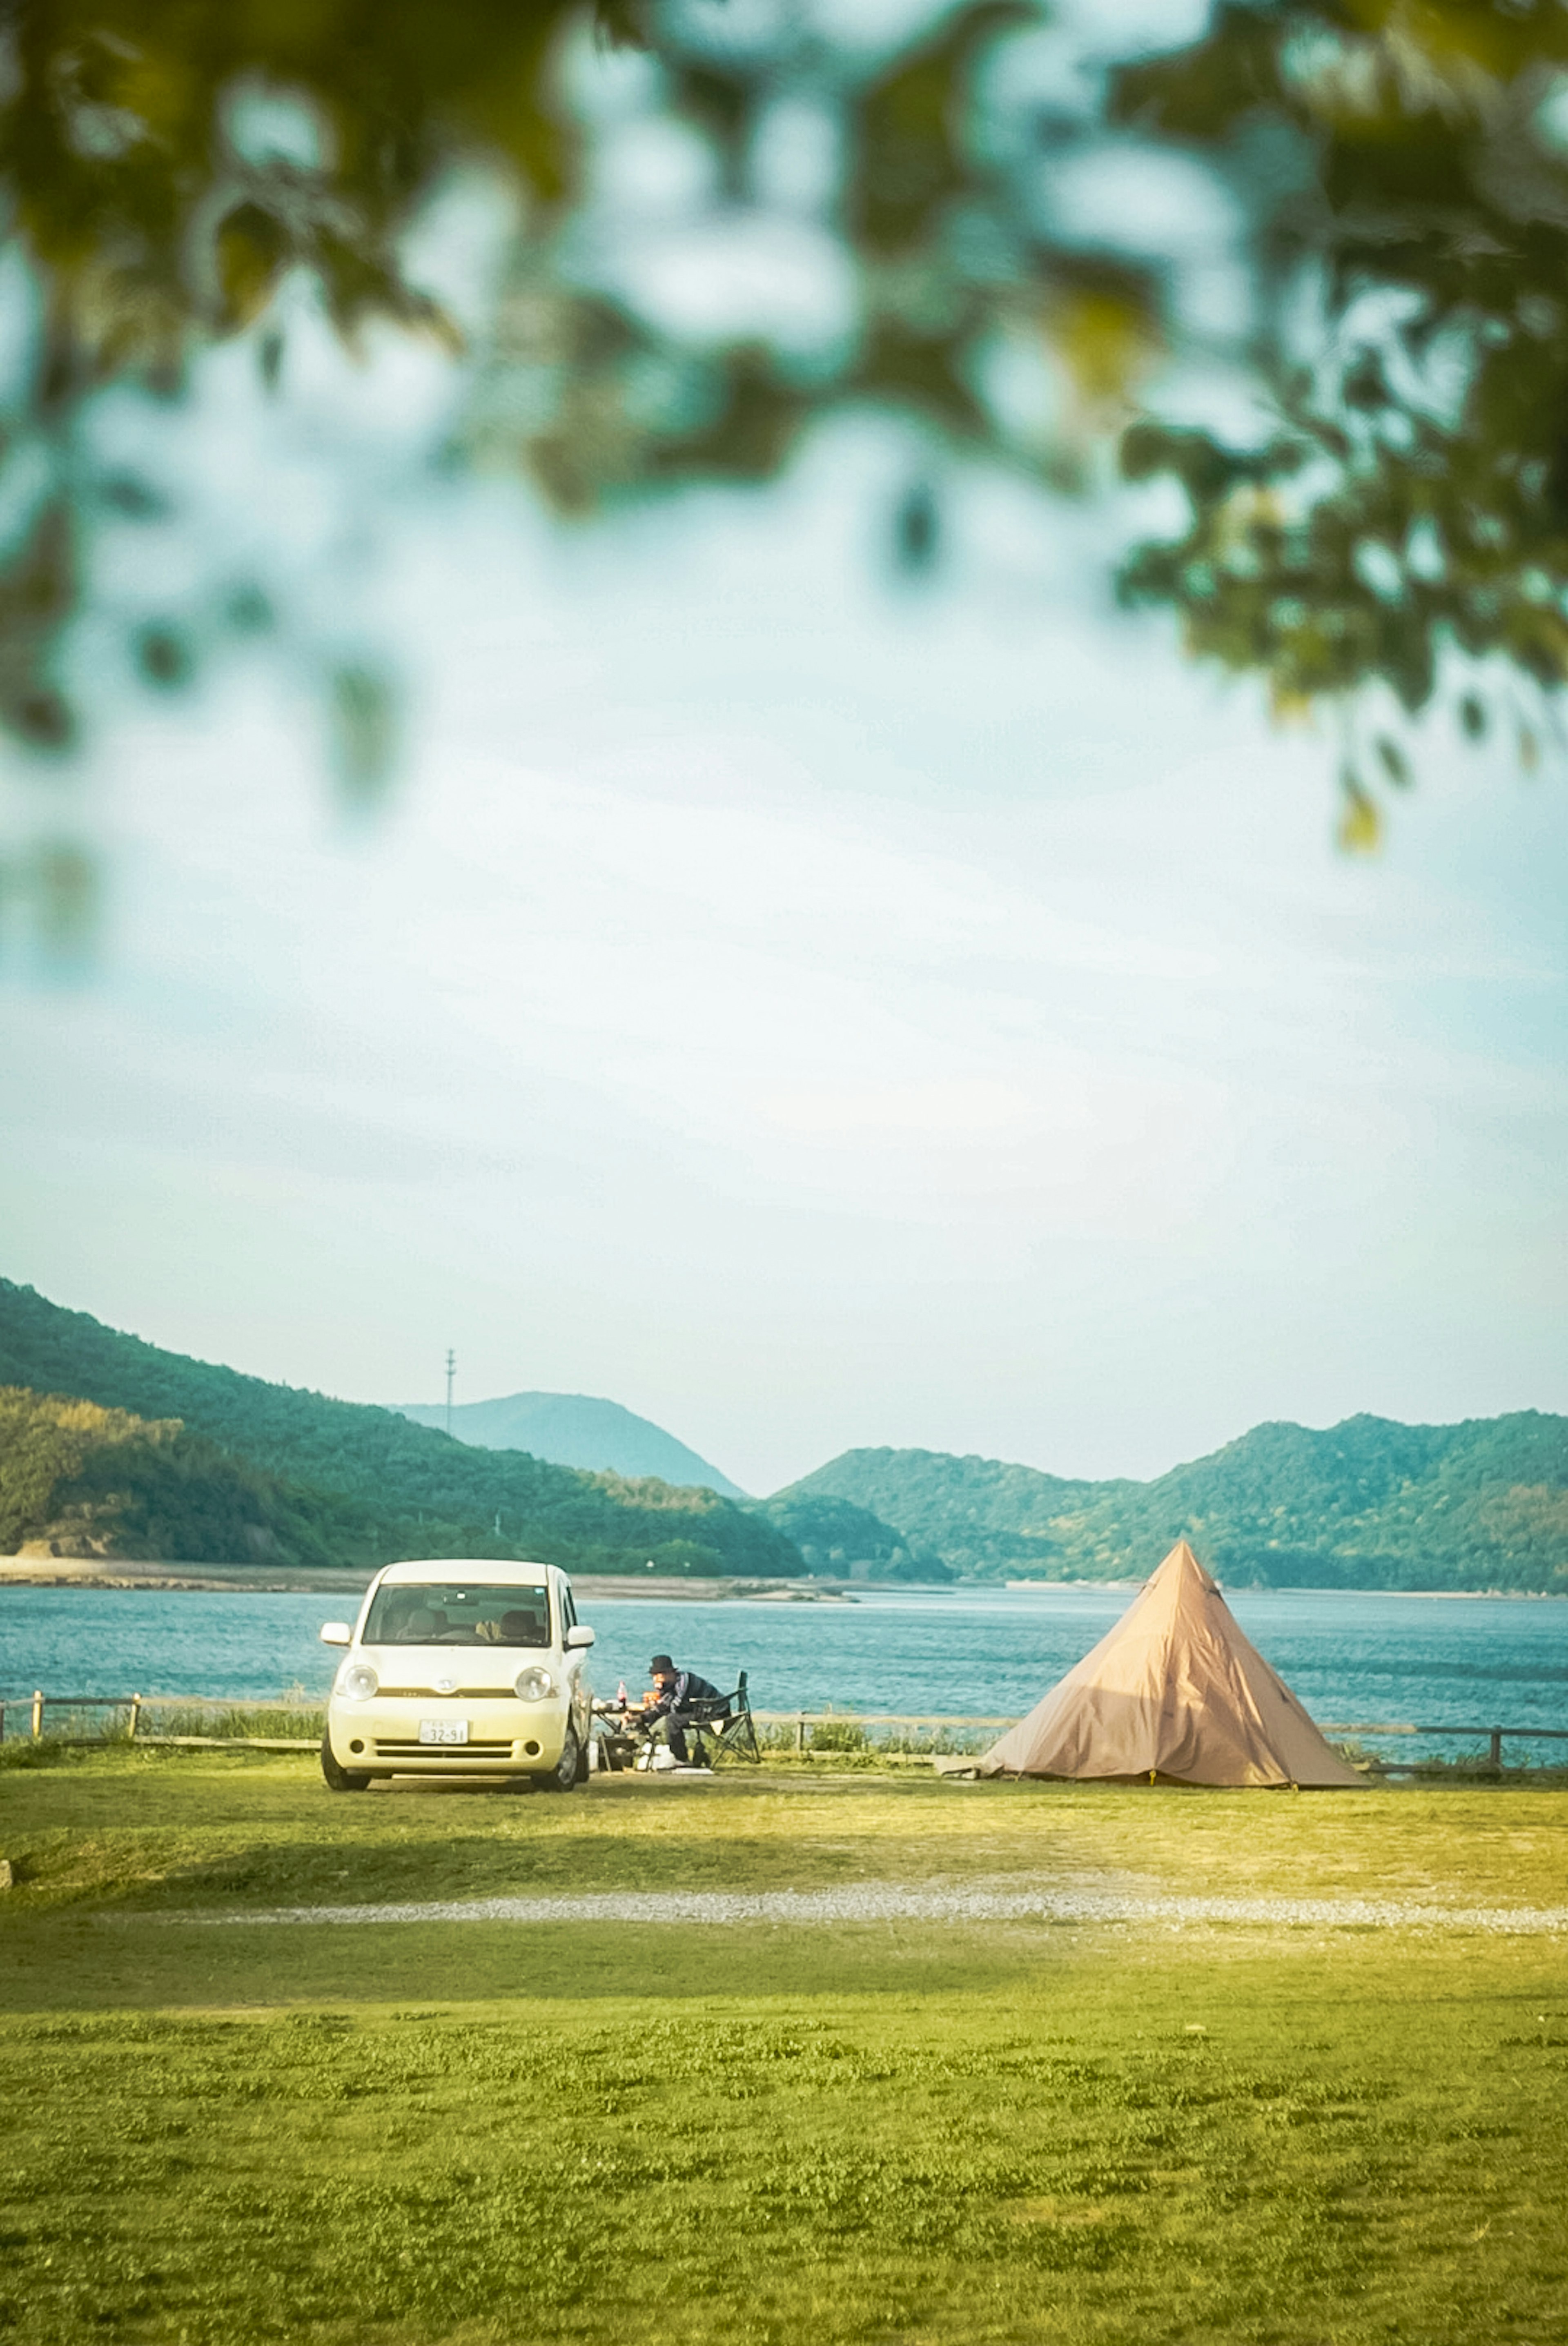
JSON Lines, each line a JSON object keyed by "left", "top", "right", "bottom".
{"left": 684, "top": 1671, "right": 761, "bottom": 1765}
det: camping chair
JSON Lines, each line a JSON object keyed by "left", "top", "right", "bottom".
{"left": 682, "top": 1671, "right": 760, "bottom": 1766}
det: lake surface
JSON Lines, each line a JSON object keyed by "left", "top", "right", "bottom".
{"left": 2, "top": 1584, "right": 1564, "bottom": 1762}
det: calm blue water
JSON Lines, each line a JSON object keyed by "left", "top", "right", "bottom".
{"left": 1, "top": 1584, "right": 1564, "bottom": 1762}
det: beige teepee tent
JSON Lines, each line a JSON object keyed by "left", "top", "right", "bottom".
{"left": 978, "top": 1539, "right": 1363, "bottom": 1787}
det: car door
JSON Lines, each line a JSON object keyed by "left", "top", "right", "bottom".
{"left": 560, "top": 1578, "right": 592, "bottom": 1740}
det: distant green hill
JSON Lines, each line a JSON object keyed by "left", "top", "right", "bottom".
{"left": 0, "top": 1281, "right": 801, "bottom": 1577}
{"left": 780, "top": 1414, "right": 1568, "bottom": 1593}
{"left": 0, "top": 1388, "right": 355, "bottom": 1566}
{"left": 776, "top": 1451, "right": 1117, "bottom": 1580}
{"left": 748, "top": 1491, "right": 953, "bottom": 1582}
{"left": 394, "top": 1391, "right": 747, "bottom": 1497}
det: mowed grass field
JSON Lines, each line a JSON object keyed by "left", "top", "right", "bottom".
{"left": 1, "top": 1749, "right": 1565, "bottom": 2346}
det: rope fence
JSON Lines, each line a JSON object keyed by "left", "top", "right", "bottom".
{"left": 2, "top": 1693, "right": 1565, "bottom": 1769}
{"left": 0, "top": 1693, "right": 321, "bottom": 1749}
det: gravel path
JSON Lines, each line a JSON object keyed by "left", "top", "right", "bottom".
{"left": 160, "top": 1885, "right": 1568, "bottom": 1934}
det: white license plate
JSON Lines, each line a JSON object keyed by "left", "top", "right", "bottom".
{"left": 418, "top": 1718, "right": 469, "bottom": 1745}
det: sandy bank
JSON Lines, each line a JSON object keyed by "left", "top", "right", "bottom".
{"left": 0, "top": 1557, "right": 843, "bottom": 1600}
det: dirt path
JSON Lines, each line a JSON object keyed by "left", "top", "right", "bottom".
{"left": 159, "top": 1885, "right": 1568, "bottom": 1933}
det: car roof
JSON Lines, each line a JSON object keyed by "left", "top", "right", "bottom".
{"left": 373, "top": 1559, "right": 561, "bottom": 1588}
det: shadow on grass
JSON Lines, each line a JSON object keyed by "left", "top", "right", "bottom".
{"left": 0, "top": 1906, "right": 1096, "bottom": 2012}
{"left": 49, "top": 1812, "right": 1128, "bottom": 1918}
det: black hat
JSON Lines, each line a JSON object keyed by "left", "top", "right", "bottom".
{"left": 650, "top": 1654, "right": 675, "bottom": 1675}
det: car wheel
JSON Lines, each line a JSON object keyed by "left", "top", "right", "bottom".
{"left": 537, "top": 1727, "right": 581, "bottom": 1794}
{"left": 321, "top": 1737, "right": 370, "bottom": 1793}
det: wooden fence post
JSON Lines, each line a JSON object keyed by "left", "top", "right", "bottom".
{"left": 127, "top": 1695, "right": 142, "bottom": 1742}
{"left": 1489, "top": 1727, "right": 1503, "bottom": 1768}
{"left": 795, "top": 1712, "right": 806, "bottom": 1753}
{"left": 31, "top": 1691, "right": 44, "bottom": 1740}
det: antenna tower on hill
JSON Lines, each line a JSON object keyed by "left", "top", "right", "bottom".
{"left": 445, "top": 1347, "right": 456, "bottom": 1437}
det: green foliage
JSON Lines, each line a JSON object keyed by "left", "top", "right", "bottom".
{"left": 5, "top": 0, "right": 1566, "bottom": 861}
{"left": 781, "top": 1446, "right": 1113, "bottom": 1580}
{"left": 0, "top": 1736, "right": 74, "bottom": 1771}
{"left": 800, "top": 1715, "right": 870, "bottom": 1753}
{"left": 0, "top": 1386, "right": 348, "bottom": 1565}
{"left": 130, "top": 1698, "right": 325, "bottom": 1744}
{"left": 0, "top": 1279, "right": 802, "bottom": 1577}
{"left": 785, "top": 1411, "right": 1568, "bottom": 1593}
{"left": 748, "top": 1492, "right": 953, "bottom": 1582}
{"left": 1, "top": 0, "right": 1137, "bottom": 780}
{"left": 1109, "top": 2, "right": 1568, "bottom": 831}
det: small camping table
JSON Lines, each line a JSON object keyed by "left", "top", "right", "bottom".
{"left": 592, "top": 1702, "right": 656, "bottom": 1773}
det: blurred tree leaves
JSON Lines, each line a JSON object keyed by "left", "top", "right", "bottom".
{"left": 328, "top": 661, "right": 398, "bottom": 806}
{"left": 3, "top": 0, "right": 1568, "bottom": 867}
{"left": 1111, "top": 0, "right": 1568, "bottom": 836}
{"left": 0, "top": 501, "right": 76, "bottom": 750}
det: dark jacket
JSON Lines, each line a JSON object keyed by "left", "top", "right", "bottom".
{"left": 647, "top": 1669, "right": 721, "bottom": 1718}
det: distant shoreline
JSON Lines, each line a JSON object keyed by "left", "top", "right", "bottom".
{"left": 0, "top": 1556, "right": 376, "bottom": 1594}
{"left": 1, "top": 1555, "right": 1560, "bottom": 1599}
{"left": 1005, "top": 1578, "right": 1566, "bottom": 1601}
{"left": 0, "top": 1558, "right": 847, "bottom": 1600}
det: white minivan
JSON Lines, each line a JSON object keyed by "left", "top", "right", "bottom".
{"left": 319, "top": 1558, "right": 594, "bottom": 1792}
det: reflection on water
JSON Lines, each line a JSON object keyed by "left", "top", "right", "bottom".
{"left": 2, "top": 1585, "right": 1564, "bottom": 1763}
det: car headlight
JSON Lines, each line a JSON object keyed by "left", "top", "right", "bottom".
{"left": 514, "top": 1666, "right": 555, "bottom": 1702}
{"left": 338, "top": 1662, "right": 379, "bottom": 1701}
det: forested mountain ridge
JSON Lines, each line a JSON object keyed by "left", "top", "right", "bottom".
{"left": 0, "top": 1281, "right": 800, "bottom": 1576}
{"left": 747, "top": 1491, "right": 953, "bottom": 1583}
{"left": 782, "top": 1414, "right": 1568, "bottom": 1593}
{"left": 777, "top": 1449, "right": 1126, "bottom": 1580}
{"left": 0, "top": 1388, "right": 356, "bottom": 1565}
{"left": 9, "top": 1275, "right": 1560, "bottom": 1588}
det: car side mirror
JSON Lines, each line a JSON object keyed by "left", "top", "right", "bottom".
{"left": 319, "top": 1622, "right": 352, "bottom": 1646}
{"left": 564, "top": 1624, "right": 595, "bottom": 1649}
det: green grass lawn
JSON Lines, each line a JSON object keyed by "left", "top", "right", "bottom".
{"left": 1, "top": 1749, "right": 1564, "bottom": 2345}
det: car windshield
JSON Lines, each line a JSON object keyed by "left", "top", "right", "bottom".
{"left": 362, "top": 1583, "right": 551, "bottom": 1647}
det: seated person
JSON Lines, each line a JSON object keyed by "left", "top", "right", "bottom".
{"left": 643, "top": 1653, "right": 723, "bottom": 1764}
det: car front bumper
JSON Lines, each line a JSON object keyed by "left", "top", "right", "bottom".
{"left": 325, "top": 1696, "right": 572, "bottom": 1774}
